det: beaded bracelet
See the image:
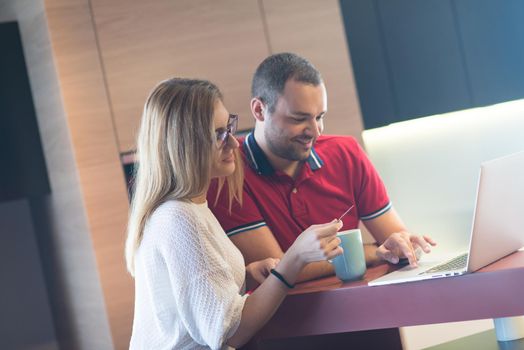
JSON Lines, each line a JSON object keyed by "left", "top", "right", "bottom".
{"left": 270, "top": 269, "right": 295, "bottom": 289}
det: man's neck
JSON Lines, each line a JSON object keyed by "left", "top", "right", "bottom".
{"left": 253, "top": 129, "right": 304, "bottom": 179}
{"left": 269, "top": 155, "right": 304, "bottom": 179}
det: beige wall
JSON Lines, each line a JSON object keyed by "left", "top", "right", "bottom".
{"left": 89, "top": 0, "right": 363, "bottom": 154}
{"left": 90, "top": 0, "right": 269, "bottom": 152}
{"left": 262, "top": 0, "right": 364, "bottom": 140}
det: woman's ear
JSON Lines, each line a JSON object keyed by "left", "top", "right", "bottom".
{"left": 250, "top": 98, "right": 266, "bottom": 122}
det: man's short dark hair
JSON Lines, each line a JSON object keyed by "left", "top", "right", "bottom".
{"left": 251, "top": 53, "right": 323, "bottom": 114}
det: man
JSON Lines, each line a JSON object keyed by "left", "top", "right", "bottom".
{"left": 208, "top": 53, "right": 435, "bottom": 282}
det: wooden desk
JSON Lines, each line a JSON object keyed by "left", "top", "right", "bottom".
{"left": 259, "top": 250, "right": 524, "bottom": 340}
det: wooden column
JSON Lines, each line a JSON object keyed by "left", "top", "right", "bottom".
{"left": 44, "top": 1, "right": 133, "bottom": 348}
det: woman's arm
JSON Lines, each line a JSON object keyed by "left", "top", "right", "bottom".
{"left": 227, "top": 250, "right": 301, "bottom": 347}
{"left": 227, "top": 220, "right": 342, "bottom": 348}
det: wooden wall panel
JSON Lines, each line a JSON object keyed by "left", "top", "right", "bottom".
{"left": 44, "top": 1, "right": 133, "bottom": 348}
{"left": 262, "top": 0, "right": 364, "bottom": 141}
{"left": 90, "top": 0, "right": 270, "bottom": 152}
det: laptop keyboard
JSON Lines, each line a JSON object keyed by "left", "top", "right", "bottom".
{"left": 420, "top": 253, "right": 468, "bottom": 275}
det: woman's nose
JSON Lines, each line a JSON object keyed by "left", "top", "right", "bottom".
{"left": 224, "top": 133, "right": 239, "bottom": 149}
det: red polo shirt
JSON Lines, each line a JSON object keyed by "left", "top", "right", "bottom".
{"left": 207, "top": 133, "right": 391, "bottom": 251}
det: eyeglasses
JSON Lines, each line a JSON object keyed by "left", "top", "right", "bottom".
{"left": 216, "top": 114, "right": 238, "bottom": 147}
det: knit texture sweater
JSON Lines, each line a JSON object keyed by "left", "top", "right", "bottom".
{"left": 130, "top": 200, "right": 248, "bottom": 349}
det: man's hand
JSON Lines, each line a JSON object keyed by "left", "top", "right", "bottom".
{"left": 376, "top": 231, "right": 437, "bottom": 267}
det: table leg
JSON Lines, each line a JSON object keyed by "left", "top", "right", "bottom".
{"left": 493, "top": 316, "right": 524, "bottom": 341}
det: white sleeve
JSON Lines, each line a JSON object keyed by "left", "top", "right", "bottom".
{"left": 159, "top": 208, "right": 247, "bottom": 350}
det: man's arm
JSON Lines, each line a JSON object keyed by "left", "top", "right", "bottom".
{"left": 230, "top": 225, "right": 381, "bottom": 282}
{"left": 362, "top": 207, "right": 408, "bottom": 243}
{"left": 230, "top": 225, "right": 334, "bottom": 283}
{"left": 363, "top": 207, "right": 436, "bottom": 266}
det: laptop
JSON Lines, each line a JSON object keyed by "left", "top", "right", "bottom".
{"left": 369, "top": 150, "right": 524, "bottom": 286}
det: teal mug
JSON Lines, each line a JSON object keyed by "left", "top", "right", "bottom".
{"left": 331, "top": 229, "right": 366, "bottom": 281}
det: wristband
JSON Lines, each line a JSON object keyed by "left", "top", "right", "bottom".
{"left": 270, "top": 269, "right": 295, "bottom": 289}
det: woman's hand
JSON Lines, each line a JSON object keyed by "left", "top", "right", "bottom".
{"left": 246, "top": 258, "right": 280, "bottom": 290}
{"left": 288, "top": 220, "right": 343, "bottom": 266}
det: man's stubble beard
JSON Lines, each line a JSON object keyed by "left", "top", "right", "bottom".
{"left": 265, "top": 126, "right": 312, "bottom": 162}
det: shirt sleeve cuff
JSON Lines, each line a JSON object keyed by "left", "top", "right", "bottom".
{"left": 226, "top": 221, "right": 267, "bottom": 237}
{"left": 221, "top": 293, "right": 249, "bottom": 349}
{"left": 360, "top": 202, "right": 392, "bottom": 221}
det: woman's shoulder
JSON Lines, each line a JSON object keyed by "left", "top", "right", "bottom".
{"left": 146, "top": 200, "right": 201, "bottom": 235}
{"left": 154, "top": 199, "right": 194, "bottom": 216}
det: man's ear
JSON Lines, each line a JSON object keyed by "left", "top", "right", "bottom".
{"left": 250, "top": 98, "right": 266, "bottom": 122}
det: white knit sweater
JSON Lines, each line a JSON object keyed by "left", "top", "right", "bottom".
{"left": 130, "top": 200, "right": 248, "bottom": 350}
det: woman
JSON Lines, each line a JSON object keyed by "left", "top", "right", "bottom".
{"left": 125, "top": 78, "right": 342, "bottom": 349}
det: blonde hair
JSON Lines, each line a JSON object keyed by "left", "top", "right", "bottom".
{"left": 125, "top": 78, "right": 243, "bottom": 276}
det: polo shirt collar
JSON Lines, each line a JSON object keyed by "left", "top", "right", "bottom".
{"left": 243, "top": 132, "right": 324, "bottom": 175}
